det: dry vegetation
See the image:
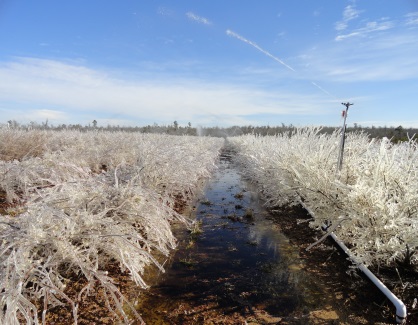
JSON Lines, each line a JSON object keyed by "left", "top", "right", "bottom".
{"left": 0, "top": 128, "right": 224, "bottom": 324}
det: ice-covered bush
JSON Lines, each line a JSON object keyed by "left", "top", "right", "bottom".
{"left": 0, "top": 177, "right": 180, "bottom": 324}
{"left": 0, "top": 129, "right": 224, "bottom": 324}
{"left": 0, "top": 129, "right": 48, "bottom": 161}
{"left": 342, "top": 138, "right": 418, "bottom": 266}
{"left": 230, "top": 127, "right": 418, "bottom": 268}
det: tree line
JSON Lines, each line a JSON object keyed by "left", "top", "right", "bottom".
{"left": 4, "top": 119, "right": 417, "bottom": 142}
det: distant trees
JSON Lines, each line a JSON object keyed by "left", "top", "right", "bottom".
{"left": 2, "top": 120, "right": 417, "bottom": 142}
{"left": 7, "top": 120, "right": 19, "bottom": 129}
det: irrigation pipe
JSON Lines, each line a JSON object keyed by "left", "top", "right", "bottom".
{"left": 299, "top": 200, "right": 407, "bottom": 324}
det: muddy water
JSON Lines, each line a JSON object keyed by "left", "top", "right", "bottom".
{"left": 134, "top": 152, "right": 335, "bottom": 324}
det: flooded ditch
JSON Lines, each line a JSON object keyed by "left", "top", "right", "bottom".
{"left": 134, "top": 151, "right": 347, "bottom": 324}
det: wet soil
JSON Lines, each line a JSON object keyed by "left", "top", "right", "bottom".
{"left": 266, "top": 204, "right": 416, "bottom": 325}
{"left": 0, "top": 190, "right": 11, "bottom": 214}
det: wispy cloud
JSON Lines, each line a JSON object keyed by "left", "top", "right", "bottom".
{"left": 186, "top": 12, "right": 212, "bottom": 25}
{"left": 405, "top": 12, "right": 418, "bottom": 26}
{"left": 0, "top": 57, "right": 332, "bottom": 126}
{"left": 157, "top": 6, "right": 174, "bottom": 17}
{"left": 335, "top": 4, "right": 362, "bottom": 31}
{"left": 335, "top": 3, "right": 397, "bottom": 41}
{"left": 299, "top": 28, "right": 418, "bottom": 82}
{"left": 335, "top": 20, "right": 395, "bottom": 41}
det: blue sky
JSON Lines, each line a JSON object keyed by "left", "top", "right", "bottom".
{"left": 0, "top": 0, "right": 417, "bottom": 128}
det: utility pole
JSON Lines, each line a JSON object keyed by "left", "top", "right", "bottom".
{"left": 337, "top": 102, "right": 354, "bottom": 172}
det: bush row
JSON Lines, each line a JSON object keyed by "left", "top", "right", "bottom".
{"left": 230, "top": 127, "right": 418, "bottom": 268}
{"left": 0, "top": 129, "right": 224, "bottom": 324}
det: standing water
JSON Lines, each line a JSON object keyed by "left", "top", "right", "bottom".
{"left": 134, "top": 150, "right": 340, "bottom": 324}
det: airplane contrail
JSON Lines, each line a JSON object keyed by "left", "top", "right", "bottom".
{"left": 226, "top": 29, "right": 295, "bottom": 72}
{"left": 311, "top": 82, "right": 338, "bottom": 99}
{"left": 226, "top": 29, "right": 340, "bottom": 101}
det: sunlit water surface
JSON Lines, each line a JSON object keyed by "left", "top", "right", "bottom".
{"left": 134, "top": 152, "right": 330, "bottom": 324}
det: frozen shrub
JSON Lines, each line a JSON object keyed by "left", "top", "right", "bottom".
{"left": 0, "top": 129, "right": 49, "bottom": 161}
{"left": 230, "top": 127, "right": 418, "bottom": 268}
{"left": 0, "top": 130, "right": 224, "bottom": 324}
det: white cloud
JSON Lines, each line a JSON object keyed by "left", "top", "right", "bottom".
{"left": 34, "top": 109, "right": 68, "bottom": 121}
{"left": 405, "top": 12, "right": 418, "bottom": 26}
{"left": 335, "top": 20, "right": 395, "bottom": 41}
{"left": 186, "top": 12, "right": 212, "bottom": 25}
{"left": 335, "top": 4, "right": 395, "bottom": 41}
{"left": 0, "top": 108, "right": 70, "bottom": 125}
{"left": 0, "top": 57, "right": 332, "bottom": 126}
{"left": 335, "top": 5, "right": 362, "bottom": 31}
{"left": 3, "top": 58, "right": 107, "bottom": 87}
{"left": 298, "top": 29, "right": 418, "bottom": 82}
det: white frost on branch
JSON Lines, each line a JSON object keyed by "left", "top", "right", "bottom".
{"left": 230, "top": 127, "right": 418, "bottom": 268}
{"left": 0, "top": 129, "right": 224, "bottom": 324}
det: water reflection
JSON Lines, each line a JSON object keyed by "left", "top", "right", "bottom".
{"left": 134, "top": 152, "right": 327, "bottom": 323}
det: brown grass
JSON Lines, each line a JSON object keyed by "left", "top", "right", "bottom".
{"left": 0, "top": 129, "right": 48, "bottom": 161}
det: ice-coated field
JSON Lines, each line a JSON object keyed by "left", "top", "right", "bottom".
{"left": 229, "top": 127, "right": 418, "bottom": 269}
{"left": 0, "top": 129, "right": 224, "bottom": 324}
